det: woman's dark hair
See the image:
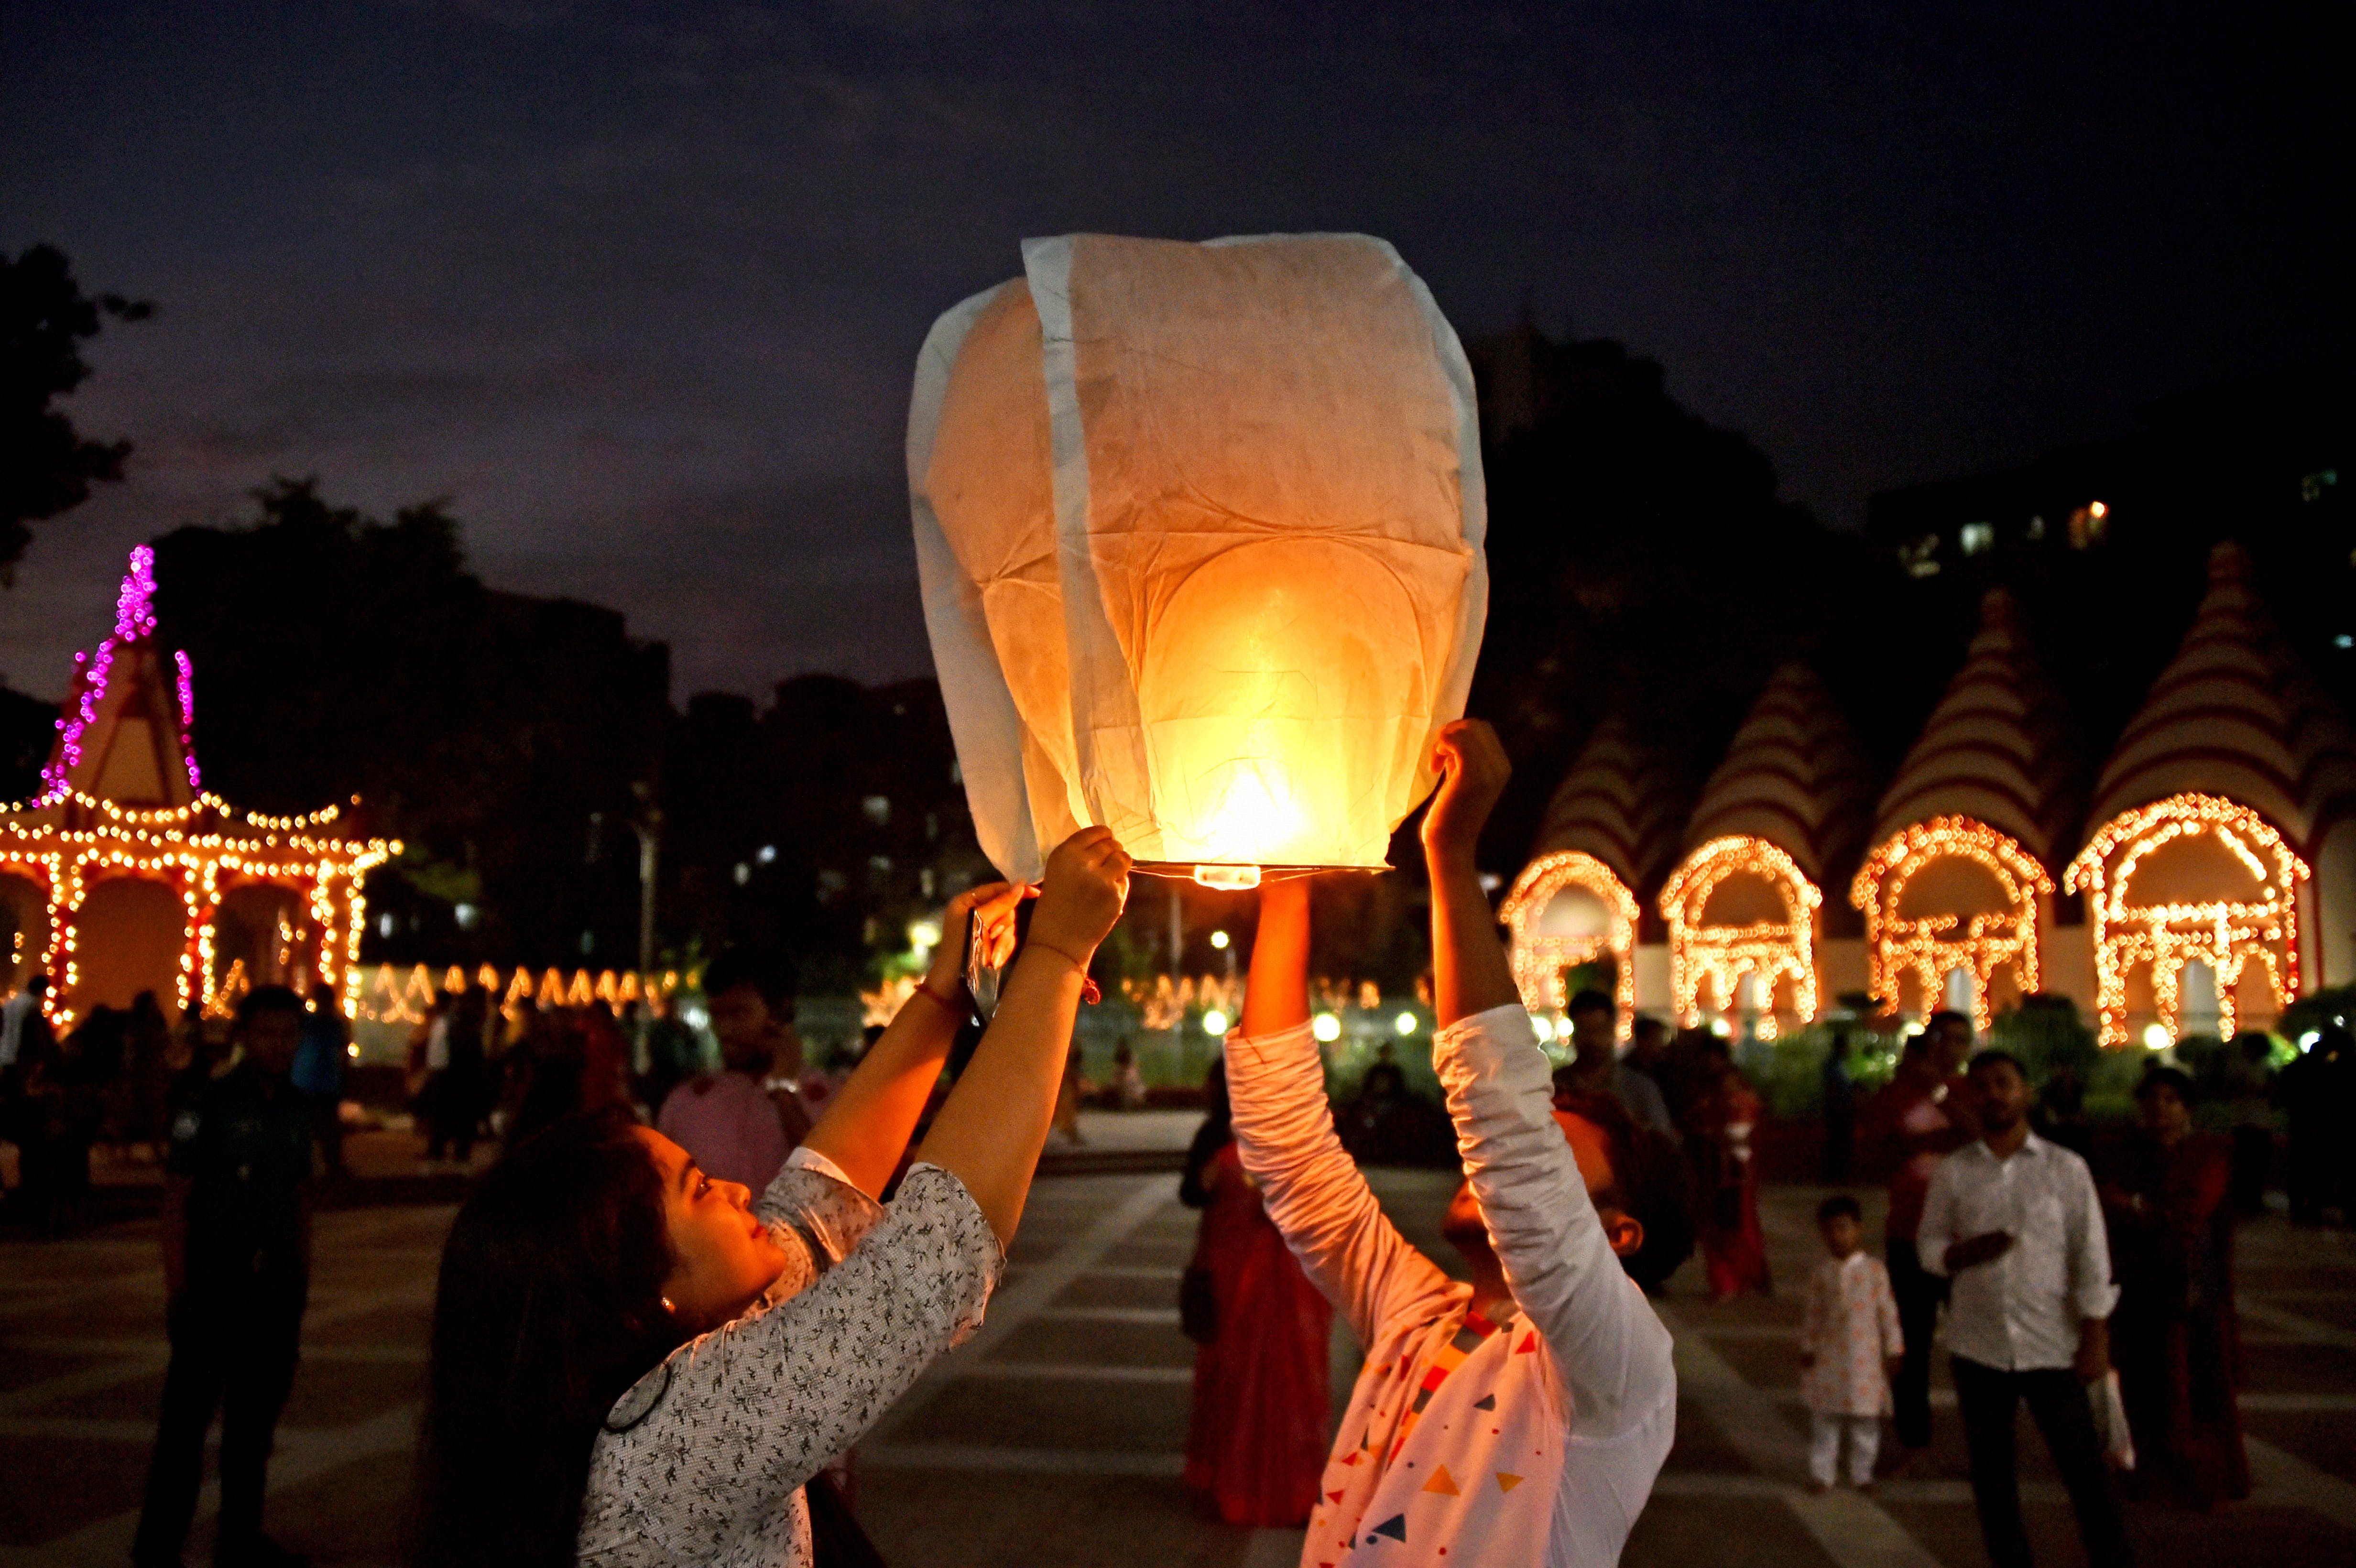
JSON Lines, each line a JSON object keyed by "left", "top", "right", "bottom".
{"left": 1553, "top": 1089, "right": 1695, "bottom": 1293}
{"left": 1179, "top": 1057, "right": 1233, "bottom": 1209}
{"left": 411, "top": 1110, "right": 685, "bottom": 1568}
{"left": 1817, "top": 1193, "right": 1863, "bottom": 1225}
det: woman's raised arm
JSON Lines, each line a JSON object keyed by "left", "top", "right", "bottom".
{"left": 800, "top": 881, "right": 1029, "bottom": 1198}
{"left": 916, "top": 828, "right": 1132, "bottom": 1243}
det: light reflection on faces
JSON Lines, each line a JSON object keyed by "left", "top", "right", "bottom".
{"left": 633, "top": 1128, "right": 790, "bottom": 1330}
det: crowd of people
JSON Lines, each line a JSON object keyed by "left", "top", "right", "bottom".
{"left": 1173, "top": 971, "right": 2341, "bottom": 1568}
{"left": 7, "top": 719, "right": 2350, "bottom": 1566}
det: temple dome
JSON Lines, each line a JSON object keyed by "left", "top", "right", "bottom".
{"left": 1871, "top": 589, "right": 2083, "bottom": 866}
{"left": 1532, "top": 714, "right": 1693, "bottom": 901}
{"left": 2085, "top": 541, "right": 2356, "bottom": 852}
{"left": 1683, "top": 661, "right": 1876, "bottom": 890}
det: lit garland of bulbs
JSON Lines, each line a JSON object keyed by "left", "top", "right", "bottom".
{"left": 1658, "top": 835, "right": 1822, "bottom": 1040}
{"left": 2, "top": 548, "right": 394, "bottom": 1027}
{"left": 345, "top": 962, "right": 678, "bottom": 1026}
{"left": 1849, "top": 815, "right": 2053, "bottom": 1036}
{"left": 1497, "top": 849, "right": 1639, "bottom": 1041}
{"left": 2063, "top": 792, "right": 2307, "bottom": 1047}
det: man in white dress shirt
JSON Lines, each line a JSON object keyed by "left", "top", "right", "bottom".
{"left": 1226, "top": 721, "right": 1686, "bottom": 1567}
{"left": 1919, "top": 1049, "right": 2132, "bottom": 1568}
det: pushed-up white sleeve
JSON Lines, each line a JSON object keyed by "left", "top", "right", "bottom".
{"left": 1224, "top": 1021, "right": 1457, "bottom": 1349}
{"left": 1431, "top": 1003, "right": 1675, "bottom": 1441}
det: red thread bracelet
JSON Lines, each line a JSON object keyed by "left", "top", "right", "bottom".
{"left": 1026, "top": 938, "right": 1102, "bottom": 1003}
{"left": 910, "top": 978, "right": 964, "bottom": 1017}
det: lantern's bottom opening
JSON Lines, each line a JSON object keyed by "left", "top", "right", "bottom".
{"left": 1131, "top": 862, "right": 1371, "bottom": 891}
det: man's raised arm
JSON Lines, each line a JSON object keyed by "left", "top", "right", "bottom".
{"left": 1226, "top": 876, "right": 1454, "bottom": 1348}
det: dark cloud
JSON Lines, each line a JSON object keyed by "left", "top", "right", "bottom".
{"left": 3, "top": 0, "right": 2345, "bottom": 700}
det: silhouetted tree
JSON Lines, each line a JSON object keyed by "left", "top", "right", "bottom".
{"left": 1, "top": 244, "right": 150, "bottom": 581}
{"left": 151, "top": 479, "right": 669, "bottom": 968}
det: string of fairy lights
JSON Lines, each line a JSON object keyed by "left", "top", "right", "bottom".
{"left": 2063, "top": 792, "right": 2307, "bottom": 1047}
{"left": 1849, "top": 815, "right": 2053, "bottom": 1035}
{"left": 1657, "top": 835, "right": 1823, "bottom": 1039}
{"left": 1497, "top": 849, "right": 1639, "bottom": 1041}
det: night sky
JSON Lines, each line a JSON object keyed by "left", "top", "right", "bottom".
{"left": 3, "top": 1, "right": 2343, "bottom": 702}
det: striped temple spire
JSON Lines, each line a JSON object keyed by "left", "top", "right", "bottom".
{"left": 1531, "top": 714, "right": 1694, "bottom": 901}
{"left": 1683, "top": 661, "right": 1876, "bottom": 889}
{"left": 1871, "top": 589, "right": 2083, "bottom": 866}
{"left": 2084, "top": 541, "right": 2356, "bottom": 853}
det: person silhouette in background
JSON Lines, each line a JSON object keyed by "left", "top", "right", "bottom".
{"left": 1869, "top": 1010, "right": 1980, "bottom": 1456}
{"left": 1178, "top": 1055, "right": 1332, "bottom": 1525}
{"left": 658, "top": 949, "right": 810, "bottom": 1193}
{"left": 134, "top": 986, "right": 315, "bottom": 1568}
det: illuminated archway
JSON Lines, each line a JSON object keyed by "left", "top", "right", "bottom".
{"left": 1659, "top": 835, "right": 1822, "bottom": 1039}
{"left": 1851, "top": 816, "right": 2053, "bottom": 1035}
{"left": 2063, "top": 793, "right": 2308, "bottom": 1045}
{"left": 1498, "top": 850, "right": 1639, "bottom": 1038}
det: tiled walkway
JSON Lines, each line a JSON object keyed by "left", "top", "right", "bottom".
{"left": 3, "top": 1170, "right": 2352, "bottom": 1566}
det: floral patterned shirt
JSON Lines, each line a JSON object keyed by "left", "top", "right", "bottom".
{"left": 577, "top": 1149, "right": 1003, "bottom": 1566}
{"left": 1798, "top": 1252, "right": 1903, "bottom": 1416}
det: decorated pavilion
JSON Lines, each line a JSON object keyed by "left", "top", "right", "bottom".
{"left": 0, "top": 547, "right": 395, "bottom": 1026}
{"left": 1502, "top": 716, "right": 1691, "bottom": 1035}
{"left": 1849, "top": 590, "right": 2082, "bottom": 1031}
{"left": 1658, "top": 662, "right": 1875, "bottom": 1037}
{"left": 2064, "top": 542, "right": 2356, "bottom": 1044}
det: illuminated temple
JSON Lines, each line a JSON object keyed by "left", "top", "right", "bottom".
{"left": 1508, "top": 545, "right": 2356, "bottom": 1045}
{"left": 0, "top": 548, "right": 395, "bottom": 1026}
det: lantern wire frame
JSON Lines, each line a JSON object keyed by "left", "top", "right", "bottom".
{"left": 1497, "top": 849, "right": 1639, "bottom": 1042}
{"left": 2062, "top": 791, "right": 2308, "bottom": 1047}
{"left": 1658, "top": 835, "right": 1823, "bottom": 1040}
{"left": 1849, "top": 815, "right": 2054, "bottom": 1036}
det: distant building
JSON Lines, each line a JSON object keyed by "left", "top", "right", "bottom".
{"left": 1865, "top": 367, "right": 2351, "bottom": 582}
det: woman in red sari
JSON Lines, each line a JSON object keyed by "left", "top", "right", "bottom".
{"left": 1179, "top": 1058, "right": 1333, "bottom": 1525}
{"left": 2101, "top": 1066, "right": 2250, "bottom": 1508}
{"left": 1690, "top": 1040, "right": 1772, "bottom": 1301}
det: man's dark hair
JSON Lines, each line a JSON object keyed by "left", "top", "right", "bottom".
{"left": 699, "top": 947, "right": 796, "bottom": 1015}
{"left": 1926, "top": 1009, "right": 1972, "bottom": 1036}
{"left": 2134, "top": 1065, "right": 2194, "bottom": 1103}
{"left": 1816, "top": 1193, "right": 1862, "bottom": 1225}
{"left": 1966, "top": 1047, "right": 2025, "bottom": 1081}
{"left": 24, "top": 972, "right": 48, "bottom": 993}
{"left": 237, "top": 984, "right": 305, "bottom": 1028}
{"left": 1567, "top": 988, "right": 1615, "bottom": 1021}
{"left": 1554, "top": 1088, "right": 1693, "bottom": 1293}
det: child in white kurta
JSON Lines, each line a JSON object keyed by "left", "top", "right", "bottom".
{"left": 1799, "top": 1194, "right": 1904, "bottom": 1488}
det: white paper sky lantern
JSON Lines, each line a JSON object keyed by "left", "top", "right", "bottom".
{"left": 909, "top": 233, "right": 1488, "bottom": 885}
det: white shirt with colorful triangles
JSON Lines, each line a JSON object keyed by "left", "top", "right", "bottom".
{"left": 1227, "top": 1005, "right": 1677, "bottom": 1567}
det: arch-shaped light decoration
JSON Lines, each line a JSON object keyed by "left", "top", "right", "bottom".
{"left": 1498, "top": 850, "right": 1640, "bottom": 1040}
{"left": 2063, "top": 792, "right": 2308, "bottom": 1046}
{"left": 1659, "top": 835, "right": 1823, "bottom": 1039}
{"left": 1850, "top": 815, "right": 2054, "bottom": 1035}
{"left": 909, "top": 233, "right": 1488, "bottom": 885}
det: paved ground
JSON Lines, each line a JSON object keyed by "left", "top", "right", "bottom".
{"left": 3, "top": 1130, "right": 2353, "bottom": 1567}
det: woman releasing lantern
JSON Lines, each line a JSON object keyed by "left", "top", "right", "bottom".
{"left": 409, "top": 829, "right": 1131, "bottom": 1568}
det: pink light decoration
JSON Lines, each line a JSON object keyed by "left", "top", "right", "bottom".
{"left": 174, "top": 649, "right": 202, "bottom": 790}
{"left": 40, "top": 546, "right": 200, "bottom": 799}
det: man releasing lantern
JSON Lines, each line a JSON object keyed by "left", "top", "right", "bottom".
{"left": 910, "top": 233, "right": 1488, "bottom": 885}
